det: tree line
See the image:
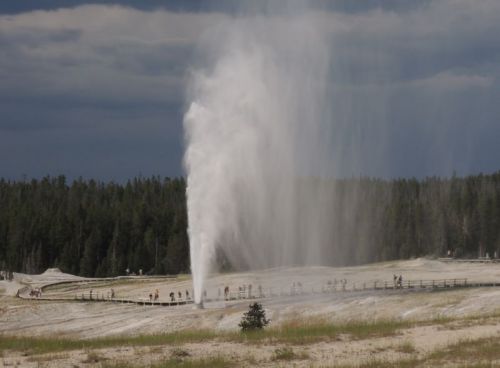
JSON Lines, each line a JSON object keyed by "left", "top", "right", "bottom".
{"left": 0, "top": 176, "right": 188, "bottom": 277}
{"left": 1, "top": 172, "right": 500, "bottom": 276}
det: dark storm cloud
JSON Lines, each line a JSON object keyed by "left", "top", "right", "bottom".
{"left": 0, "top": 5, "right": 219, "bottom": 180}
{"left": 0, "top": 0, "right": 431, "bottom": 16}
{"left": 0, "top": 1, "right": 499, "bottom": 181}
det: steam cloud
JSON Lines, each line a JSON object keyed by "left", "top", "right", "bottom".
{"left": 183, "top": 1, "right": 500, "bottom": 303}
{"left": 183, "top": 13, "right": 342, "bottom": 303}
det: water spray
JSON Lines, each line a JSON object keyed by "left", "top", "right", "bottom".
{"left": 184, "top": 13, "right": 335, "bottom": 302}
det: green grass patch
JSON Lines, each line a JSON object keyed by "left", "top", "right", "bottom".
{"left": 5, "top": 314, "right": 498, "bottom": 356}
{"left": 230, "top": 318, "right": 413, "bottom": 345}
{"left": 0, "top": 319, "right": 413, "bottom": 355}
{"left": 0, "top": 330, "right": 217, "bottom": 355}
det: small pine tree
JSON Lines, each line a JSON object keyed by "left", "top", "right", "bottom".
{"left": 239, "top": 302, "right": 270, "bottom": 331}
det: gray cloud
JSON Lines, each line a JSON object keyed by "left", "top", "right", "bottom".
{"left": 0, "top": 1, "right": 499, "bottom": 180}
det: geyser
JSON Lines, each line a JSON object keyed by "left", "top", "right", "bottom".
{"left": 184, "top": 14, "right": 339, "bottom": 304}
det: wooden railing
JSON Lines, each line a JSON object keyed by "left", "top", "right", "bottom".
{"left": 19, "top": 277, "right": 500, "bottom": 307}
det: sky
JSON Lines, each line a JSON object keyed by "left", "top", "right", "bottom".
{"left": 1, "top": 0, "right": 499, "bottom": 182}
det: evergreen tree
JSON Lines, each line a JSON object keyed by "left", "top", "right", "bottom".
{"left": 239, "top": 302, "right": 270, "bottom": 331}
{"left": 1, "top": 173, "right": 500, "bottom": 276}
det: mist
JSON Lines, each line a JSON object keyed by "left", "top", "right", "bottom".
{"left": 184, "top": 11, "right": 347, "bottom": 303}
{"left": 182, "top": 2, "right": 500, "bottom": 303}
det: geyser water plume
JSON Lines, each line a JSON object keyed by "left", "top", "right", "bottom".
{"left": 184, "top": 14, "right": 337, "bottom": 304}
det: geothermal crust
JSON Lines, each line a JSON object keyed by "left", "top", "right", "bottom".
{"left": 2, "top": 258, "right": 500, "bottom": 339}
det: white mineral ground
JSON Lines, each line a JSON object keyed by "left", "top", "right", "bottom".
{"left": 2, "top": 259, "right": 500, "bottom": 367}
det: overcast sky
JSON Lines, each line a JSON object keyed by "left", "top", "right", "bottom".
{"left": 1, "top": 0, "right": 499, "bottom": 181}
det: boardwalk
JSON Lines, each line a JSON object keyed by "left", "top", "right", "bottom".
{"left": 17, "top": 276, "right": 500, "bottom": 308}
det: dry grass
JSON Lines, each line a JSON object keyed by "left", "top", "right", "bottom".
{"left": 0, "top": 318, "right": 411, "bottom": 355}
{"left": 0, "top": 330, "right": 218, "bottom": 355}
{"left": 26, "top": 352, "right": 69, "bottom": 363}
{"left": 3, "top": 314, "right": 500, "bottom": 368}
{"left": 333, "top": 335, "right": 500, "bottom": 367}
{"left": 428, "top": 337, "right": 500, "bottom": 364}
{"left": 171, "top": 347, "right": 190, "bottom": 358}
{"left": 82, "top": 350, "right": 107, "bottom": 363}
{"left": 271, "top": 347, "right": 310, "bottom": 361}
{"left": 231, "top": 317, "right": 413, "bottom": 345}
{"left": 102, "top": 356, "right": 234, "bottom": 368}
{"left": 392, "top": 340, "right": 417, "bottom": 354}
{"left": 332, "top": 358, "right": 420, "bottom": 368}
{"left": 148, "top": 346, "right": 164, "bottom": 354}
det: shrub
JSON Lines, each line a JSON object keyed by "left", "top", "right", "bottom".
{"left": 239, "top": 302, "right": 270, "bottom": 331}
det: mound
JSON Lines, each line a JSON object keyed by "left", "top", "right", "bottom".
{"left": 42, "top": 268, "right": 63, "bottom": 274}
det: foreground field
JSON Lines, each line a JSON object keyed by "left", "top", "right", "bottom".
{"left": 2, "top": 259, "right": 500, "bottom": 367}
{"left": 2, "top": 312, "right": 500, "bottom": 367}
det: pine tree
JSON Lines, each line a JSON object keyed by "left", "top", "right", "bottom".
{"left": 239, "top": 302, "right": 270, "bottom": 331}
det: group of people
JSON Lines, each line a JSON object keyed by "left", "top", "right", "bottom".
{"left": 324, "top": 279, "right": 348, "bottom": 291}
{"left": 29, "top": 288, "right": 42, "bottom": 298}
{"left": 291, "top": 282, "right": 303, "bottom": 294}
{"left": 0, "top": 270, "right": 13, "bottom": 281}
{"left": 168, "top": 290, "right": 191, "bottom": 302}
{"left": 393, "top": 274, "right": 404, "bottom": 288}
{"left": 221, "top": 284, "right": 263, "bottom": 300}
{"left": 148, "top": 289, "right": 160, "bottom": 302}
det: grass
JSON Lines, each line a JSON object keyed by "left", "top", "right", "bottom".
{"left": 272, "top": 347, "right": 296, "bottom": 360}
{"left": 271, "top": 347, "right": 309, "bottom": 361}
{"left": 3, "top": 316, "right": 500, "bottom": 368}
{"left": 0, "top": 318, "right": 411, "bottom": 355}
{"left": 332, "top": 358, "right": 421, "bottom": 368}
{"left": 26, "top": 353, "right": 69, "bottom": 363}
{"left": 428, "top": 337, "right": 500, "bottom": 363}
{"left": 392, "top": 340, "right": 417, "bottom": 354}
{"left": 102, "top": 356, "right": 234, "bottom": 368}
{"left": 3, "top": 314, "right": 500, "bottom": 366}
{"left": 82, "top": 350, "right": 107, "bottom": 363}
{"left": 333, "top": 336, "right": 500, "bottom": 367}
{"left": 240, "top": 318, "right": 413, "bottom": 344}
{"left": 171, "top": 347, "right": 190, "bottom": 358}
{"left": 0, "top": 330, "right": 218, "bottom": 355}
